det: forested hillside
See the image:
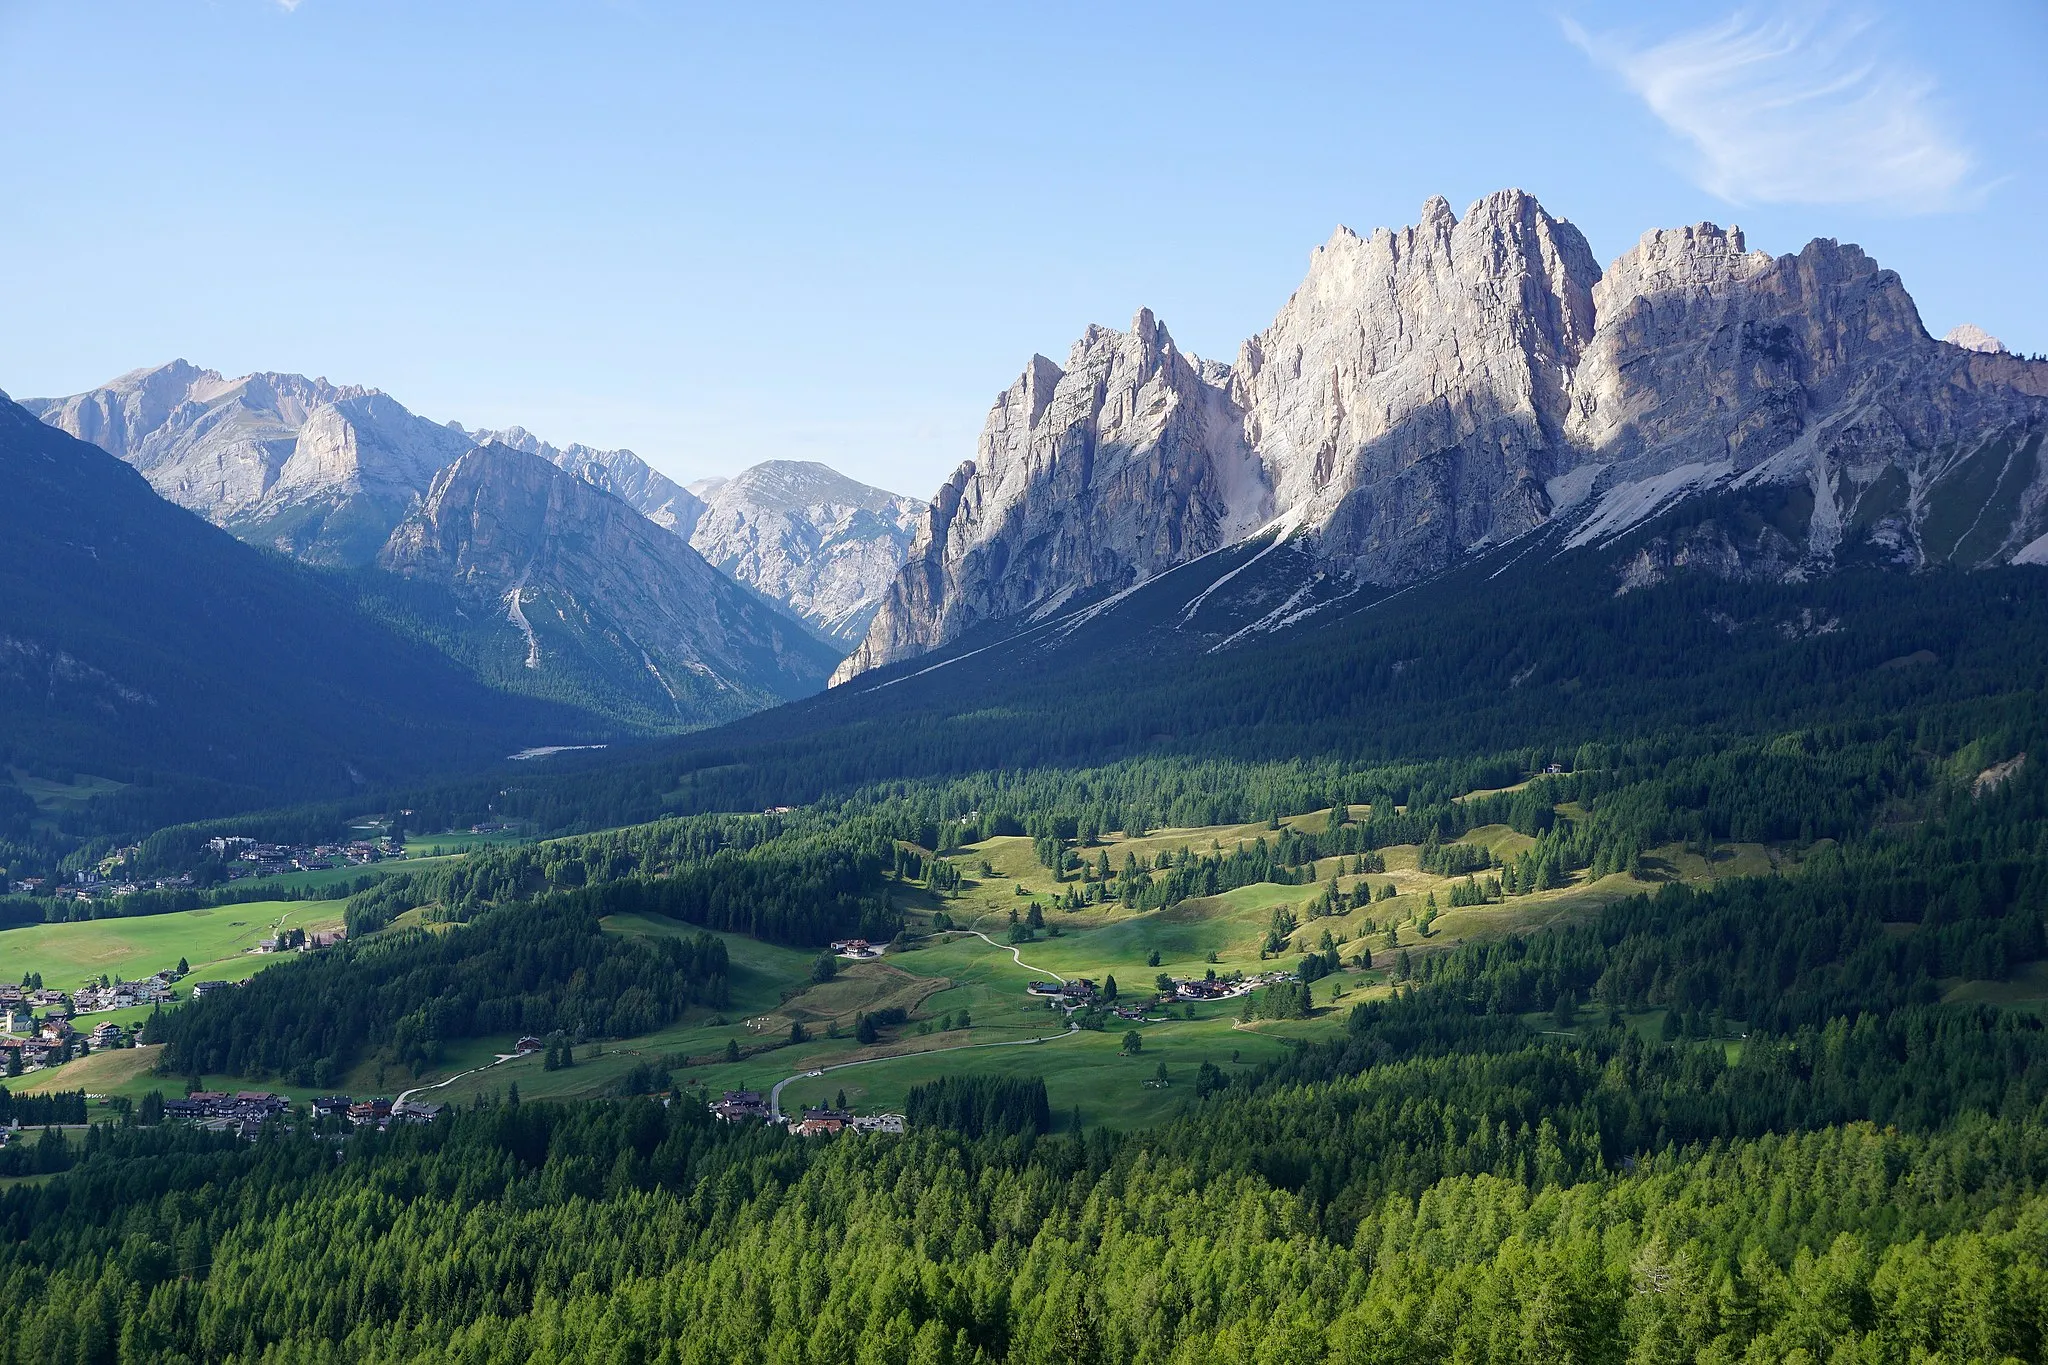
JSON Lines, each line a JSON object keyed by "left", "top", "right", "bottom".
{"left": 0, "top": 397, "right": 608, "bottom": 835}
{"left": 7, "top": 416, "right": 2048, "bottom": 1363}
{"left": 3, "top": 739, "right": 2045, "bottom": 1359}
{"left": 331, "top": 541, "right": 2048, "bottom": 841}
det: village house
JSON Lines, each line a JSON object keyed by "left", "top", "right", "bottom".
{"left": 164, "top": 1091, "right": 289, "bottom": 1124}
{"left": 792, "top": 1106, "right": 851, "bottom": 1137}
{"left": 348, "top": 1099, "right": 393, "bottom": 1127}
{"left": 710, "top": 1090, "right": 771, "bottom": 1123}
{"left": 849, "top": 1113, "right": 907, "bottom": 1135}
{"left": 830, "top": 938, "right": 880, "bottom": 960}
{"left": 89, "top": 1021, "right": 122, "bottom": 1049}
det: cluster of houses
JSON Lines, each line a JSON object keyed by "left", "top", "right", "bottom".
{"left": 791, "top": 1106, "right": 906, "bottom": 1137}
{"left": 163, "top": 1090, "right": 291, "bottom": 1136}
{"left": 1027, "top": 978, "right": 1100, "bottom": 1004}
{"left": 146, "top": 1092, "right": 442, "bottom": 1140}
{"left": 1172, "top": 970, "right": 1290, "bottom": 1002}
{"left": 710, "top": 1089, "right": 772, "bottom": 1122}
{"left": 7, "top": 831, "right": 403, "bottom": 902}
{"left": 309, "top": 1095, "right": 444, "bottom": 1129}
{"left": 203, "top": 836, "right": 396, "bottom": 882}
{"left": 0, "top": 984, "right": 137, "bottom": 1072}
{"left": 71, "top": 971, "right": 179, "bottom": 1014}
{"left": 252, "top": 927, "right": 346, "bottom": 955}
{"left": 830, "top": 938, "right": 882, "bottom": 960}
{"left": 1021, "top": 970, "right": 1298, "bottom": 1017}
{"left": 709, "top": 1090, "right": 905, "bottom": 1137}
{"left": 10, "top": 868, "right": 196, "bottom": 900}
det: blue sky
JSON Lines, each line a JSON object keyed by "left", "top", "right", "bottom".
{"left": 2, "top": 1, "right": 2042, "bottom": 496}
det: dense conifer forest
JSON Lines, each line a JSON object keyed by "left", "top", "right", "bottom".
{"left": 5, "top": 556, "right": 2048, "bottom": 1361}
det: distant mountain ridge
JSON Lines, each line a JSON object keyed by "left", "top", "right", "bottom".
{"left": 838, "top": 190, "right": 2048, "bottom": 681}
{"left": 469, "top": 424, "right": 706, "bottom": 537}
{"left": 21, "top": 360, "right": 472, "bottom": 566}
{"left": 27, "top": 363, "right": 928, "bottom": 647}
{"left": 0, "top": 393, "right": 603, "bottom": 805}
{"left": 378, "top": 443, "right": 840, "bottom": 729}
{"left": 687, "top": 461, "right": 925, "bottom": 642}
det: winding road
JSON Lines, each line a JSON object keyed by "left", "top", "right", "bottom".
{"left": 768, "top": 1023, "right": 1078, "bottom": 1120}
{"left": 396, "top": 1051, "right": 522, "bottom": 1107}
{"left": 958, "top": 927, "right": 1067, "bottom": 984}
{"left": 768, "top": 925, "right": 1076, "bottom": 1120}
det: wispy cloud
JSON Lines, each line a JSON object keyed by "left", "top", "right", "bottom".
{"left": 1564, "top": 6, "right": 1977, "bottom": 212}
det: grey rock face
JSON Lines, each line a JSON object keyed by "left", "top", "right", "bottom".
{"left": 470, "top": 425, "right": 707, "bottom": 538}
{"left": 842, "top": 191, "right": 2048, "bottom": 679}
{"left": 28, "top": 361, "right": 473, "bottom": 565}
{"left": 837, "top": 309, "right": 1269, "bottom": 681}
{"left": 1564, "top": 228, "right": 2048, "bottom": 577}
{"left": 1945, "top": 324, "right": 2007, "bottom": 355}
{"left": 380, "top": 444, "right": 838, "bottom": 725}
{"left": 685, "top": 461, "right": 922, "bottom": 643}
{"left": 1235, "top": 189, "right": 1601, "bottom": 581}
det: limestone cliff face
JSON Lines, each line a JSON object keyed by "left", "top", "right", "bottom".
{"left": 470, "top": 425, "right": 706, "bottom": 537}
{"left": 27, "top": 362, "right": 472, "bottom": 565}
{"left": 1235, "top": 189, "right": 1601, "bottom": 581}
{"left": 836, "top": 310, "right": 1269, "bottom": 681}
{"left": 841, "top": 191, "right": 2048, "bottom": 680}
{"left": 686, "top": 461, "right": 922, "bottom": 643}
{"left": 379, "top": 444, "right": 838, "bottom": 725}
{"left": 1562, "top": 227, "right": 2048, "bottom": 579}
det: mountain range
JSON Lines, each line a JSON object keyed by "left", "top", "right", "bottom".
{"left": 0, "top": 393, "right": 601, "bottom": 813}
{"left": 23, "top": 361, "right": 924, "bottom": 726}
{"left": 376, "top": 442, "right": 840, "bottom": 730}
{"left": 15, "top": 187, "right": 2048, "bottom": 795}
{"left": 837, "top": 190, "right": 2048, "bottom": 682}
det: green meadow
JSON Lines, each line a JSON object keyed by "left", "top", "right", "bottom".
{"left": 4, "top": 797, "right": 1822, "bottom": 1121}
{"left": 3, "top": 901, "right": 345, "bottom": 1033}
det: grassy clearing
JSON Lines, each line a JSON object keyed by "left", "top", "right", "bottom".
{"left": 1943, "top": 960, "right": 2048, "bottom": 1014}
{"left": 7, "top": 767, "right": 129, "bottom": 813}
{"left": 2, "top": 901, "right": 345, "bottom": 1032}
{"left": 771, "top": 1012, "right": 1301, "bottom": 1131}
{"left": 403, "top": 830, "right": 530, "bottom": 857}
{"left": 23, "top": 797, "right": 1817, "bottom": 1122}
{"left": 15, "top": 1042, "right": 163, "bottom": 1096}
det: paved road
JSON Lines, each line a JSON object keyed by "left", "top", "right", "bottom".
{"left": 768, "top": 1023, "right": 1078, "bottom": 1120}
{"left": 764, "top": 915, "right": 1087, "bottom": 1120}
{"left": 396, "top": 1051, "right": 521, "bottom": 1106}
{"left": 959, "top": 926, "right": 1068, "bottom": 984}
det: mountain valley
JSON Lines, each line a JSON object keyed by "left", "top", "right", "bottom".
{"left": 25, "top": 362, "right": 926, "bottom": 731}
{"left": 6, "top": 185, "right": 2048, "bottom": 1365}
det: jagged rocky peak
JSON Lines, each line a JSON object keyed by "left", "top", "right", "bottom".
{"left": 1238, "top": 189, "right": 1602, "bottom": 577}
{"left": 837, "top": 189, "right": 2048, "bottom": 682}
{"left": 836, "top": 306, "right": 1269, "bottom": 681}
{"left": 688, "top": 462, "right": 924, "bottom": 644}
{"left": 1946, "top": 324, "right": 2007, "bottom": 355}
{"left": 469, "top": 423, "right": 704, "bottom": 536}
